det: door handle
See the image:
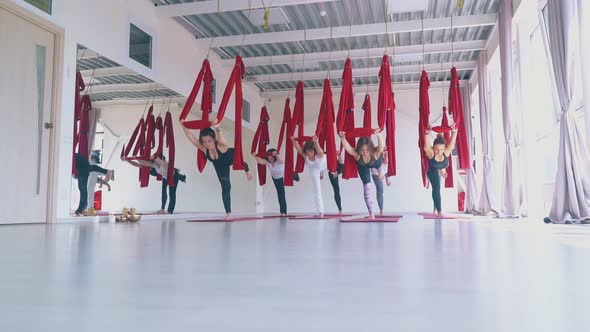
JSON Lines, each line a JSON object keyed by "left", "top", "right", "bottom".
{"left": 44, "top": 122, "right": 54, "bottom": 129}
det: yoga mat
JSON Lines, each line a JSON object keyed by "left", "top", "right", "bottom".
{"left": 288, "top": 215, "right": 335, "bottom": 220}
{"left": 263, "top": 215, "right": 298, "bottom": 218}
{"left": 419, "top": 213, "right": 464, "bottom": 219}
{"left": 187, "top": 217, "right": 269, "bottom": 222}
{"left": 341, "top": 217, "right": 400, "bottom": 223}
{"left": 323, "top": 213, "right": 355, "bottom": 217}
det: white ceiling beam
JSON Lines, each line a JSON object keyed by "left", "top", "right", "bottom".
{"left": 229, "top": 40, "right": 485, "bottom": 67}
{"left": 79, "top": 66, "right": 137, "bottom": 78}
{"left": 198, "top": 14, "right": 496, "bottom": 48}
{"left": 247, "top": 61, "right": 476, "bottom": 83}
{"left": 84, "top": 83, "right": 164, "bottom": 94}
{"left": 155, "top": 0, "right": 339, "bottom": 17}
{"left": 264, "top": 80, "right": 468, "bottom": 97}
{"left": 92, "top": 97, "right": 186, "bottom": 108}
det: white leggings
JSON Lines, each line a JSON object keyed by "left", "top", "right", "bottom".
{"left": 311, "top": 172, "right": 324, "bottom": 214}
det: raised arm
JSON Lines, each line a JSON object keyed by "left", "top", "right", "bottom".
{"left": 423, "top": 126, "right": 434, "bottom": 159}
{"left": 338, "top": 132, "right": 359, "bottom": 159}
{"left": 292, "top": 136, "right": 306, "bottom": 158}
{"left": 374, "top": 129, "right": 384, "bottom": 157}
{"left": 126, "top": 159, "right": 152, "bottom": 168}
{"left": 211, "top": 122, "right": 228, "bottom": 148}
{"left": 444, "top": 128, "right": 458, "bottom": 157}
{"left": 251, "top": 152, "right": 268, "bottom": 165}
{"left": 312, "top": 136, "right": 324, "bottom": 159}
{"left": 180, "top": 121, "right": 205, "bottom": 152}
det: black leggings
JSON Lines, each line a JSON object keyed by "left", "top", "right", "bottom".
{"left": 150, "top": 168, "right": 180, "bottom": 214}
{"left": 427, "top": 170, "right": 442, "bottom": 212}
{"left": 328, "top": 163, "right": 344, "bottom": 211}
{"left": 75, "top": 154, "right": 108, "bottom": 213}
{"left": 209, "top": 148, "right": 249, "bottom": 214}
{"left": 272, "top": 177, "right": 287, "bottom": 214}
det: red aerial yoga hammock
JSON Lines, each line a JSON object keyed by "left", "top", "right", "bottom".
{"left": 377, "top": 55, "right": 396, "bottom": 176}
{"left": 121, "top": 106, "right": 177, "bottom": 187}
{"left": 251, "top": 106, "right": 270, "bottom": 186}
{"left": 440, "top": 108, "right": 454, "bottom": 188}
{"left": 290, "top": 81, "right": 310, "bottom": 173}
{"left": 314, "top": 79, "right": 338, "bottom": 173}
{"left": 182, "top": 56, "right": 246, "bottom": 170}
{"left": 72, "top": 71, "right": 87, "bottom": 176}
{"left": 336, "top": 58, "right": 358, "bottom": 179}
{"left": 448, "top": 67, "right": 470, "bottom": 170}
{"left": 277, "top": 98, "right": 295, "bottom": 186}
{"left": 362, "top": 93, "right": 372, "bottom": 129}
{"left": 418, "top": 70, "right": 430, "bottom": 187}
{"left": 343, "top": 94, "right": 375, "bottom": 139}
{"left": 178, "top": 59, "right": 214, "bottom": 173}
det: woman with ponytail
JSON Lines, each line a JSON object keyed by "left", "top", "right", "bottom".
{"left": 423, "top": 124, "right": 458, "bottom": 216}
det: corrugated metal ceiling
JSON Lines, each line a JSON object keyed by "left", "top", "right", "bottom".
{"left": 153, "top": 0, "right": 499, "bottom": 91}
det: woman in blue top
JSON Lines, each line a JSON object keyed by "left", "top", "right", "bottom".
{"left": 423, "top": 125, "right": 458, "bottom": 217}
{"left": 339, "top": 129, "right": 384, "bottom": 220}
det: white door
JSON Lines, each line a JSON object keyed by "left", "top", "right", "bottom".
{"left": 0, "top": 6, "right": 55, "bottom": 223}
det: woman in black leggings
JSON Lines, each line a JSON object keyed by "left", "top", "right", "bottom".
{"left": 423, "top": 125, "right": 458, "bottom": 216}
{"left": 181, "top": 122, "right": 252, "bottom": 220}
{"left": 328, "top": 152, "right": 345, "bottom": 215}
{"left": 252, "top": 149, "right": 288, "bottom": 216}
{"left": 74, "top": 153, "right": 114, "bottom": 216}
{"left": 126, "top": 154, "right": 186, "bottom": 214}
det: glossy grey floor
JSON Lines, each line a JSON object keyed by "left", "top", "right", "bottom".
{"left": 0, "top": 216, "right": 589, "bottom": 332}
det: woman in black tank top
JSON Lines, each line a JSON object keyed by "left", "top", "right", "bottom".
{"left": 423, "top": 125, "right": 458, "bottom": 217}
{"left": 339, "top": 129, "right": 384, "bottom": 220}
{"left": 181, "top": 121, "right": 253, "bottom": 220}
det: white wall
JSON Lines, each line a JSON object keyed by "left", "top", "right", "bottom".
{"left": 260, "top": 88, "right": 460, "bottom": 214}
{"left": 97, "top": 104, "right": 257, "bottom": 214}
{"left": 8, "top": 0, "right": 263, "bottom": 219}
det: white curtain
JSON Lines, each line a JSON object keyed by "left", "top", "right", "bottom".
{"left": 476, "top": 51, "right": 500, "bottom": 215}
{"left": 543, "top": 0, "right": 590, "bottom": 223}
{"left": 463, "top": 84, "right": 479, "bottom": 214}
{"left": 498, "top": 0, "right": 525, "bottom": 217}
{"left": 578, "top": 0, "right": 590, "bottom": 137}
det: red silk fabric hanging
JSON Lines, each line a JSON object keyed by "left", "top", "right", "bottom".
{"left": 164, "top": 111, "right": 176, "bottom": 186}
{"left": 377, "top": 55, "right": 392, "bottom": 132}
{"left": 251, "top": 106, "right": 270, "bottom": 186}
{"left": 278, "top": 98, "right": 295, "bottom": 186}
{"left": 418, "top": 70, "right": 430, "bottom": 187}
{"left": 72, "top": 71, "right": 86, "bottom": 176}
{"left": 77, "top": 95, "right": 92, "bottom": 159}
{"left": 378, "top": 55, "right": 396, "bottom": 176}
{"left": 362, "top": 94, "right": 372, "bottom": 129}
{"left": 179, "top": 59, "right": 214, "bottom": 173}
{"left": 385, "top": 92, "right": 397, "bottom": 176}
{"left": 448, "top": 67, "right": 470, "bottom": 169}
{"left": 181, "top": 56, "right": 246, "bottom": 170}
{"left": 314, "top": 79, "right": 337, "bottom": 173}
{"left": 336, "top": 58, "right": 357, "bottom": 179}
{"left": 290, "top": 81, "right": 306, "bottom": 173}
{"left": 441, "top": 107, "right": 454, "bottom": 188}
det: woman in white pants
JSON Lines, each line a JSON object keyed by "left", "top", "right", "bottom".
{"left": 292, "top": 136, "right": 326, "bottom": 217}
